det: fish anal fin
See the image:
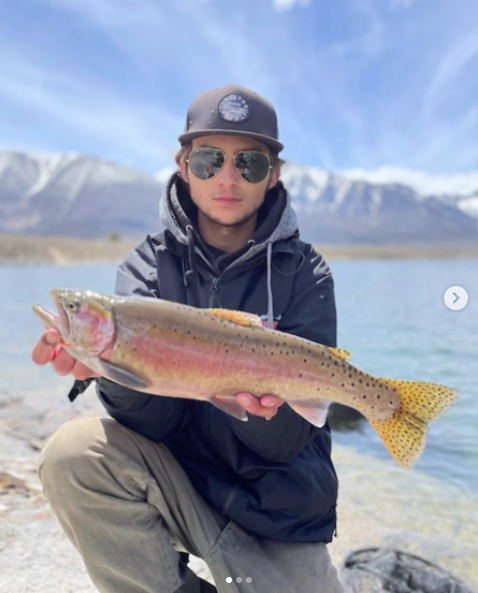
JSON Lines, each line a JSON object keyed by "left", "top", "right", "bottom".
{"left": 206, "top": 309, "right": 263, "bottom": 328}
{"left": 288, "top": 399, "right": 332, "bottom": 427}
{"left": 97, "top": 359, "right": 150, "bottom": 390}
{"left": 209, "top": 395, "right": 249, "bottom": 421}
{"left": 369, "top": 379, "right": 458, "bottom": 469}
{"left": 328, "top": 347, "right": 352, "bottom": 361}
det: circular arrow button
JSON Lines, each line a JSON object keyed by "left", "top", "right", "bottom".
{"left": 444, "top": 286, "right": 468, "bottom": 310}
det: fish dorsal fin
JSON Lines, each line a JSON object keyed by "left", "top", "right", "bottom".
{"left": 206, "top": 308, "right": 263, "bottom": 328}
{"left": 328, "top": 347, "right": 352, "bottom": 361}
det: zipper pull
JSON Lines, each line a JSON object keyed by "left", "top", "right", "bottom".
{"left": 211, "top": 277, "right": 218, "bottom": 292}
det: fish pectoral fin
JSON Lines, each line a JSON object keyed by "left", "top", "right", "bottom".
{"left": 97, "top": 359, "right": 150, "bottom": 390}
{"left": 288, "top": 399, "right": 332, "bottom": 427}
{"left": 206, "top": 309, "right": 263, "bottom": 328}
{"left": 369, "top": 379, "right": 458, "bottom": 469}
{"left": 328, "top": 347, "right": 352, "bottom": 361}
{"left": 209, "top": 395, "right": 249, "bottom": 422}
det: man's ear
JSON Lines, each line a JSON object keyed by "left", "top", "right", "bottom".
{"left": 267, "top": 164, "right": 281, "bottom": 189}
{"left": 179, "top": 159, "right": 189, "bottom": 183}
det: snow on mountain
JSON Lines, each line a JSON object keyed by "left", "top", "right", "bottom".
{"left": 0, "top": 151, "right": 164, "bottom": 237}
{"left": 279, "top": 162, "right": 478, "bottom": 243}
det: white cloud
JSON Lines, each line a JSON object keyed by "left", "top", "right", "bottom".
{"left": 339, "top": 166, "right": 478, "bottom": 196}
{"left": 0, "top": 52, "right": 182, "bottom": 169}
{"left": 273, "top": 0, "right": 310, "bottom": 11}
{"left": 424, "top": 30, "right": 478, "bottom": 117}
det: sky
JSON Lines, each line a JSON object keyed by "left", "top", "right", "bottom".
{"left": 1, "top": 0, "right": 477, "bottom": 176}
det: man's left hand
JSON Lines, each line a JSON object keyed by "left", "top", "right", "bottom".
{"left": 234, "top": 393, "right": 284, "bottom": 420}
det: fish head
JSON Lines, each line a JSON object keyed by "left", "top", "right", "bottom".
{"left": 50, "top": 289, "right": 115, "bottom": 356}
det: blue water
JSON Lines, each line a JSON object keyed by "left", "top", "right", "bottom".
{"left": 0, "top": 259, "right": 477, "bottom": 494}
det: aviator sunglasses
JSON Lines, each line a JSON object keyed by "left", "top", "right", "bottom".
{"left": 186, "top": 147, "right": 273, "bottom": 184}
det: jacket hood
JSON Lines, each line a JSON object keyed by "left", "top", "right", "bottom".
{"left": 159, "top": 173, "right": 299, "bottom": 262}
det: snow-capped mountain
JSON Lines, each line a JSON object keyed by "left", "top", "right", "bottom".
{"left": 0, "top": 151, "right": 164, "bottom": 237}
{"left": 0, "top": 151, "right": 477, "bottom": 244}
{"left": 280, "top": 163, "right": 478, "bottom": 243}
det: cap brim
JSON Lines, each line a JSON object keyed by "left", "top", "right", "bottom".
{"left": 178, "top": 129, "right": 284, "bottom": 153}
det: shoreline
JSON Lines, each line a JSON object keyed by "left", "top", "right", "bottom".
{"left": 1, "top": 385, "right": 477, "bottom": 591}
{"left": 1, "top": 233, "right": 478, "bottom": 266}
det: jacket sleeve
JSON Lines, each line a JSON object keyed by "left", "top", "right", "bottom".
{"left": 96, "top": 235, "right": 188, "bottom": 441}
{"left": 227, "top": 245, "right": 337, "bottom": 462}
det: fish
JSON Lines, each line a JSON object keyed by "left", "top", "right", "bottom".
{"left": 33, "top": 288, "right": 458, "bottom": 469}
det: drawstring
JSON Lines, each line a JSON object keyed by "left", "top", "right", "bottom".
{"left": 266, "top": 242, "right": 274, "bottom": 329}
{"left": 184, "top": 225, "right": 198, "bottom": 285}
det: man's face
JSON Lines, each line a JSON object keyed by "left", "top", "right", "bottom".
{"left": 179, "top": 134, "right": 280, "bottom": 229}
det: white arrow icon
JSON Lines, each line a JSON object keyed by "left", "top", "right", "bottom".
{"left": 444, "top": 286, "right": 468, "bottom": 310}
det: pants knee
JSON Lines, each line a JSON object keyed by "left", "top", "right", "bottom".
{"left": 39, "top": 417, "right": 110, "bottom": 497}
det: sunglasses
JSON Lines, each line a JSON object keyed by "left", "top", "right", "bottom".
{"left": 186, "top": 147, "right": 273, "bottom": 184}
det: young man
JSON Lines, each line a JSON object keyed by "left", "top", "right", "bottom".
{"left": 33, "top": 84, "right": 343, "bottom": 593}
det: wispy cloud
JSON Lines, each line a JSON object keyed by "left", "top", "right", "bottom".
{"left": 424, "top": 30, "right": 478, "bottom": 117}
{"left": 273, "top": 0, "right": 310, "bottom": 10}
{"left": 0, "top": 48, "right": 182, "bottom": 169}
{"left": 2, "top": 0, "right": 477, "bottom": 174}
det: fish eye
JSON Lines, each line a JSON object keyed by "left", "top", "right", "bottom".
{"left": 66, "top": 300, "right": 80, "bottom": 312}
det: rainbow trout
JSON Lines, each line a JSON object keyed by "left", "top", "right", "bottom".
{"left": 33, "top": 289, "right": 458, "bottom": 469}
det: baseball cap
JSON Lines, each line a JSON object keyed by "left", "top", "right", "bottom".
{"left": 178, "top": 84, "right": 284, "bottom": 153}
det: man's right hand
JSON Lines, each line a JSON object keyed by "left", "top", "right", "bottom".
{"left": 32, "top": 328, "right": 99, "bottom": 381}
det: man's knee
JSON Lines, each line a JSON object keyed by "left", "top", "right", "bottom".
{"left": 39, "top": 417, "right": 116, "bottom": 495}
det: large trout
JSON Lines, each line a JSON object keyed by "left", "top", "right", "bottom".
{"left": 33, "top": 289, "right": 458, "bottom": 469}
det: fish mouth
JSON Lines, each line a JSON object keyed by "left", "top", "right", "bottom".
{"left": 49, "top": 289, "right": 71, "bottom": 338}
{"left": 32, "top": 304, "right": 61, "bottom": 332}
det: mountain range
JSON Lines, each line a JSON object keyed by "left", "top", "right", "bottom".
{"left": 1, "top": 150, "right": 477, "bottom": 244}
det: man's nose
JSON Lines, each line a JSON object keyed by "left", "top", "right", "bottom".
{"left": 216, "top": 156, "right": 240, "bottom": 185}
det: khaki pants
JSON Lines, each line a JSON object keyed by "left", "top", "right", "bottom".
{"left": 39, "top": 417, "right": 343, "bottom": 593}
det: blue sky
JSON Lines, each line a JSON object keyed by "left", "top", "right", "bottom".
{"left": 1, "top": 0, "right": 477, "bottom": 175}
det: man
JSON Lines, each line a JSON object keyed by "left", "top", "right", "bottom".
{"left": 33, "top": 84, "right": 343, "bottom": 593}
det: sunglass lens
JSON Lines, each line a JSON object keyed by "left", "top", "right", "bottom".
{"left": 234, "top": 152, "right": 270, "bottom": 183}
{"left": 189, "top": 148, "right": 224, "bottom": 180}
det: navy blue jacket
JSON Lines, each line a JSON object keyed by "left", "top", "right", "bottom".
{"left": 97, "top": 174, "right": 339, "bottom": 542}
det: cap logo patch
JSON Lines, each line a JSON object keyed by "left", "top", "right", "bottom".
{"left": 218, "top": 94, "right": 250, "bottom": 122}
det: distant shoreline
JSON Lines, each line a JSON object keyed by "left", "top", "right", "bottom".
{"left": 1, "top": 233, "right": 477, "bottom": 266}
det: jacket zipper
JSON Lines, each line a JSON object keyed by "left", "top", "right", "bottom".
{"left": 209, "top": 277, "right": 220, "bottom": 308}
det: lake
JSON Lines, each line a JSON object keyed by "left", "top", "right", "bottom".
{"left": 0, "top": 259, "right": 477, "bottom": 584}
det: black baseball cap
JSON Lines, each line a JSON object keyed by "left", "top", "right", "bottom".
{"left": 178, "top": 84, "right": 284, "bottom": 153}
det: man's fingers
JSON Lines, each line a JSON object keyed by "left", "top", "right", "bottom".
{"left": 235, "top": 392, "right": 283, "bottom": 419}
{"left": 31, "top": 330, "right": 61, "bottom": 365}
{"left": 260, "top": 394, "right": 285, "bottom": 409}
{"left": 52, "top": 348, "right": 77, "bottom": 375}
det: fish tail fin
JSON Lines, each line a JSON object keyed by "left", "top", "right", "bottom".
{"left": 369, "top": 379, "right": 458, "bottom": 469}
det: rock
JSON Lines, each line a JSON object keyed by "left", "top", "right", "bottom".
{"left": 340, "top": 547, "right": 476, "bottom": 593}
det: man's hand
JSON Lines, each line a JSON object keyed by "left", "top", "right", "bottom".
{"left": 234, "top": 392, "right": 284, "bottom": 420}
{"left": 32, "top": 329, "right": 99, "bottom": 380}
